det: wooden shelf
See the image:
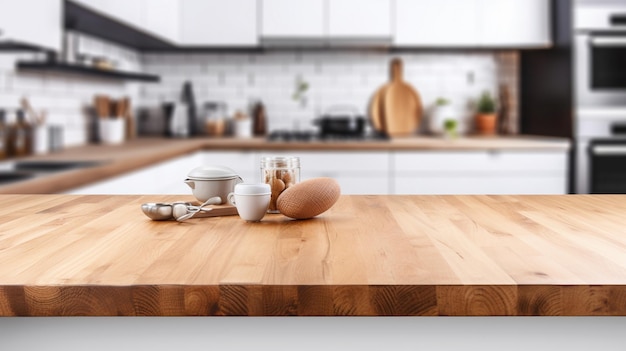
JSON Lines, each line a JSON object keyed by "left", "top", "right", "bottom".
{"left": 16, "top": 61, "right": 160, "bottom": 83}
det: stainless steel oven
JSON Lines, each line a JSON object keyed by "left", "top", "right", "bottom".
{"left": 589, "top": 138, "right": 626, "bottom": 193}
{"left": 574, "top": 1, "right": 626, "bottom": 193}
{"left": 575, "top": 3, "right": 626, "bottom": 107}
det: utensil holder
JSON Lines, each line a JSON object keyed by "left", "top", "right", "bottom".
{"left": 99, "top": 118, "right": 125, "bottom": 144}
{"left": 32, "top": 125, "right": 49, "bottom": 155}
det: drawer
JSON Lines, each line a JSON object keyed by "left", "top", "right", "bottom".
{"left": 393, "top": 151, "right": 567, "bottom": 173}
{"left": 256, "top": 151, "right": 390, "bottom": 174}
{"left": 395, "top": 174, "right": 567, "bottom": 195}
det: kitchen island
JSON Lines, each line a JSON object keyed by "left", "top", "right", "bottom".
{"left": 1, "top": 194, "right": 625, "bottom": 316}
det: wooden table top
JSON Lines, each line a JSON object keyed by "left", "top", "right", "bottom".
{"left": 2, "top": 194, "right": 623, "bottom": 316}
{"left": 0, "top": 136, "right": 569, "bottom": 194}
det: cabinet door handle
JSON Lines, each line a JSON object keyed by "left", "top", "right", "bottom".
{"left": 591, "top": 145, "right": 626, "bottom": 155}
{"left": 590, "top": 37, "right": 626, "bottom": 47}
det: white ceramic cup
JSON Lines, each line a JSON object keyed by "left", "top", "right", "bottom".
{"left": 227, "top": 183, "right": 271, "bottom": 222}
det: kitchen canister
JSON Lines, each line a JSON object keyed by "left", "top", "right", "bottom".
{"left": 261, "top": 156, "right": 300, "bottom": 213}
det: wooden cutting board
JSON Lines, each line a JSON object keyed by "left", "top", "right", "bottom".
{"left": 191, "top": 203, "right": 239, "bottom": 218}
{"left": 370, "top": 58, "right": 423, "bottom": 136}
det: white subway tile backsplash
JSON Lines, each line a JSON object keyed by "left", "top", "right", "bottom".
{"left": 2, "top": 35, "right": 520, "bottom": 151}
{"left": 142, "top": 50, "right": 519, "bottom": 134}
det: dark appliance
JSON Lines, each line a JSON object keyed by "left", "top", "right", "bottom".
{"left": 573, "top": 1, "right": 626, "bottom": 193}
{"left": 314, "top": 116, "right": 366, "bottom": 138}
{"left": 575, "top": 5, "right": 626, "bottom": 107}
{"left": 589, "top": 138, "right": 626, "bottom": 193}
{"left": 313, "top": 105, "right": 368, "bottom": 138}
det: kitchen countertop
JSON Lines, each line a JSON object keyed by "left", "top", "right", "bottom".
{"left": 0, "top": 135, "right": 570, "bottom": 194}
{"left": 0, "top": 194, "right": 624, "bottom": 316}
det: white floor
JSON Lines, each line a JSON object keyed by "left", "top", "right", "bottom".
{"left": 1, "top": 317, "right": 625, "bottom": 351}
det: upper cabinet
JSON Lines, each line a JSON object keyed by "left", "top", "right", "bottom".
{"left": 144, "top": 0, "right": 181, "bottom": 43}
{"left": 65, "top": 0, "right": 551, "bottom": 50}
{"left": 180, "top": 0, "right": 258, "bottom": 46}
{"left": 261, "top": 0, "right": 326, "bottom": 40}
{"left": 394, "top": 0, "right": 551, "bottom": 48}
{"left": 478, "top": 0, "right": 551, "bottom": 48}
{"left": 328, "top": 0, "right": 392, "bottom": 42}
{"left": 394, "top": 0, "right": 478, "bottom": 47}
{"left": 0, "top": 0, "right": 62, "bottom": 51}
{"left": 261, "top": 0, "right": 392, "bottom": 46}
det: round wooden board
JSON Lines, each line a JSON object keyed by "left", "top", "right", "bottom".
{"left": 369, "top": 85, "right": 387, "bottom": 133}
{"left": 382, "top": 81, "right": 423, "bottom": 136}
{"left": 368, "top": 58, "right": 423, "bottom": 136}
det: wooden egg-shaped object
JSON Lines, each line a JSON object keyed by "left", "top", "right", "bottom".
{"left": 276, "top": 177, "right": 341, "bottom": 219}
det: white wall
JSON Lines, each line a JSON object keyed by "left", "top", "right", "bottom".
{"left": 140, "top": 51, "right": 519, "bottom": 134}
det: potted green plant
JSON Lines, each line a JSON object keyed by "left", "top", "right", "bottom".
{"left": 475, "top": 91, "right": 497, "bottom": 135}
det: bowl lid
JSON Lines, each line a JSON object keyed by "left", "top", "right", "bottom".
{"left": 187, "top": 165, "right": 240, "bottom": 180}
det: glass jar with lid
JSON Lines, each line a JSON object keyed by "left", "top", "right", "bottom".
{"left": 261, "top": 156, "right": 300, "bottom": 213}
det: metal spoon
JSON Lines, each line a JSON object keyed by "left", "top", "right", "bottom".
{"left": 175, "top": 196, "right": 221, "bottom": 222}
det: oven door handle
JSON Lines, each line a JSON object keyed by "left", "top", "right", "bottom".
{"left": 590, "top": 36, "right": 626, "bottom": 47}
{"left": 590, "top": 145, "right": 626, "bottom": 155}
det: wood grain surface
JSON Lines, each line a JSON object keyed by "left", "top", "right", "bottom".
{"left": 370, "top": 58, "right": 423, "bottom": 136}
{"left": 381, "top": 58, "right": 423, "bottom": 136}
{"left": 1, "top": 194, "right": 626, "bottom": 316}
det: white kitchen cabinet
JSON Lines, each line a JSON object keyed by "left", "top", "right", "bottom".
{"left": 394, "top": 0, "right": 479, "bottom": 47}
{"left": 478, "top": 0, "right": 550, "bottom": 47}
{"left": 66, "top": 153, "right": 202, "bottom": 195}
{"left": 255, "top": 151, "right": 391, "bottom": 195}
{"left": 180, "top": 0, "right": 258, "bottom": 46}
{"left": 0, "top": 0, "right": 62, "bottom": 51}
{"left": 66, "top": 151, "right": 257, "bottom": 195}
{"left": 65, "top": 148, "right": 567, "bottom": 196}
{"left": 261, "top": 0, "right": 326, "bottom": 38}
{"left": 394, "top": 0, "right": 551, "bottom": 48}
{"left": 328, "top": 0, "right": 392, "bottom": 39}
{"left": 261, "top": 0, "right": 392, "bottom": 45}
{"left": 144, "top": 0, "right": 180, "bottom": 43}
{"left": 392, "top": 151, "right": 567, "bottom": 194}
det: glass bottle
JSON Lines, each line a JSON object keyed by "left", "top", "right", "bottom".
{"left": 12, "top": 110, "right": 32, "bottom": 157}
{"left": 261, "top": 156, "right": 300, "bottom": 213}
{"left": 0, "top": 110, "right": 8, "bottom": 160}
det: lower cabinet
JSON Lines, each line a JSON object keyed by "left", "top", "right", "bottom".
{"left": 66, "top": 153, "right": 203, "bottom": 195}
{"left": 66, "top": 149, "right": 568, "bottom": 195}
{"left": 392, "top": 150, "right": 567, "bottom": 194}
{"left": 256, "top": 151, "right": 391, "bottom": 195}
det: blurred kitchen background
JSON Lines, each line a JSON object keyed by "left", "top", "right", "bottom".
{"left": 1, "top": 0, "right": 625, "bottom": 195}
